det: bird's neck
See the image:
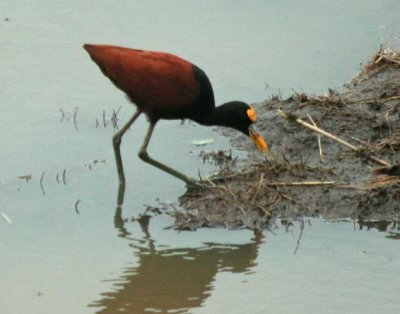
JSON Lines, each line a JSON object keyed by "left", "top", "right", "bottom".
{"left": 207, "top": 101, "right": 249, "bottom": 136}
{"left": 209, "top": 104, "right": 235, "bottom": 128}
{"left": 192, "top": 101, "right": 247, "bottom": 135}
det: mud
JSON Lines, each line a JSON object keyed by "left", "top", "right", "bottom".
{"left": 173, "top": 47, "right": 400, "bottom": 231}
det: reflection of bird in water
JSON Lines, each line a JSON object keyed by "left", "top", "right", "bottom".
{"left": 83, "top": 44, "right": 268, "bottom": 188}
{"left": 89, "top": 214, "right": 262, "bottom": 313}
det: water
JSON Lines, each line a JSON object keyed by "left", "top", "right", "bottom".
{"left": 1, "top": 1, "right": 400, "bottom": 313}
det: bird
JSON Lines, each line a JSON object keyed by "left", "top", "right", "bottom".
{"left": 83, "top": 44, "right": 268, "bottom": 186}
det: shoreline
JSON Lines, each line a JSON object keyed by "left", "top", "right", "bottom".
{"left": 175, "top": 47, "right": 400, "bottom": 231}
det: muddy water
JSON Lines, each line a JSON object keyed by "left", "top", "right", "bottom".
{"left": 1, "top": 1, "right": 399, "bottom": 313}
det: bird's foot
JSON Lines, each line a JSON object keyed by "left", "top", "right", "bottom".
{"left": 185, "top": 178, "right": 204, "bottom": 188}
{"left": 185, "top": 173, "right": 239, "bottom": 189}
{"left": 185, "top": 175, "right": 227, "bottom": 189}
{"left": 205, "top": 173, "right": 242, "bottom": 183}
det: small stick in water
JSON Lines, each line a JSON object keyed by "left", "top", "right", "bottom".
{"left": 40, "top": 172, "right": 45, "bottom": 195}
{"left": 75, "top": 200, "right": 80, "bottom": 214}
{"left": 73, "top": 107, "right": 78, "bottom": 131}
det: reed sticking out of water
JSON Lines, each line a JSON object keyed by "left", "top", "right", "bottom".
{"left": 62, "top": 169, "right": 66, "bottom": 185}
{"left": 73, "top": 107, "right": 78, "bottom": 131}
{"left": 39, "top": 172, "right": 45, "bottom": 195}
{"left": 96, "top": 107, "right": 121, "bottom": 129}
{"left": 75, "top": 200, "right": 80, "bottom": 214}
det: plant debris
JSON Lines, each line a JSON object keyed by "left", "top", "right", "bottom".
{"left": 175, "top": 47, "right": 400, "bottom": 231}
{"left": 18, "top": 174, "right": 33, "bottom": 182}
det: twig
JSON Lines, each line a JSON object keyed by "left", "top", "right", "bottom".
{"left": 209, "top": 171, "right": 251, "bottom": 181}
{"left": 294, "top": 219, "right": 305, "bottom": 255}
{"left": 18, "top": 174, "right": 32, "bottom": 182}
{"left": 238, "top": 206, "right": 247, "bottom": 215}
{"left": 264, "top": 180, "right": 337, "bottom": 187}
{"left": 103, "top": 110, "right": 107, "bottom": 128}
{"left": 40, "top": 172, "right": 45, "bottom": 195}
{"left": 1, "top": 212, "right": 12, "bottom": 224}
{"left": 75, "top": 200, "right": 80, "bottom": 214}
{"left": 204, "top": 177, "right": 217, "bottom": 187}
{"left": 256, "top": 205, "right": 270, "bottom": 216}
{"left": 169, "top": 203, "right": 180, "bottom": 213}
{"left": 267, "top": 181, "right": 361, "bottom": 189}
{"left": 251, "top": 173, "right": 264, "bottom": 201}
{"left": 364, "top": 176, "right": 400, "bottom": 190}
{"left": 59, "top": 108, "right": 66, "bottom": 121}
{"left": 307, "top": 114, "right": 324, "bottom": 162}
{"left": 346, "top": 95, "right": 400, "bottom": 105}
{"left": 385, "top": 108, "right": 393, "bottom": 136}
{"left": 111, "top": 106, "right": 122, "bottom": 129}
{"left": 197, "top": 169, "right": 203, "bottom": 183}
{"left": 266, "top": 193, "right": 282, "bottom": 207}
{"left": 114, "top": 106, "right": 122, "bottom": 116}
{"left": 385, "top": 95, "right": 400, "bottom": 101}
{"left": 73, "top": 107, "right": 78, "bottom": 131}
{"left": 350, "top": 136, "right": 369, "bottom": 146}
{"left": 62, "top": 169, "right": 66, "bottom": 185}
{"left": 278, "top": 109, "right": 358, "bottom": 149}
{"left": 257, "top": 172, "right": 264, "bottom": 191}
{"left": 278, "top": 109, "right": 391, "bottom": 167}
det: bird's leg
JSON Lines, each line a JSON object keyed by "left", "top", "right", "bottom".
{"left": 112, "top": 110, "right": 142, "bottom": 185}
{"left": 138, "top": 122, "right": 199, "bottom": 186}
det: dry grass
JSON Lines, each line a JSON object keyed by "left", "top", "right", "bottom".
{"left": 362, "top": 46, "right": 400, "bottom": 74}
{"left": 175, "top": 46, "right": 400, "bottom": 230}
{"left": 364, "top": 176, "right": 400, "bottom": 190}
{"left": 376, "top": 132, "right": 400, "bottom": 152}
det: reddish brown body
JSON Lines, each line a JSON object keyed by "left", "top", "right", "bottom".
{"left": 84, "top": 44, "right": 202, "bottom": 123}
{"left": 84, "top": 44, "right": 267, "bottom": 188}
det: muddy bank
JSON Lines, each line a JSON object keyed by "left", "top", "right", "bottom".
{"left": 174, "top": 47, "right": 400, "bottom": 231}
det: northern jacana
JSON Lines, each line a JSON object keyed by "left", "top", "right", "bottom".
{"left": 83, "top": 44, "right": 268, "bottom": 186}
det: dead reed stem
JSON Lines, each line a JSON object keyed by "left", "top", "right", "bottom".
{"left": 40, "top": 172, "right": 45, "bottom": 195}
{"left": 307, "top": 114, "right": 324, "bottom": 162}
{"left": 264, "top": 180, "right": 336, "bottom": 187}
{"left": 278, "top": 109, "right": 391, "bottom": 167}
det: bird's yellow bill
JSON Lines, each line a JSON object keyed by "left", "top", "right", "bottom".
{"left": 249, "top": 124, "right": 269, "bottom": 153}
{"left": 247, "top": 107, "right": 257, "bottom": 122}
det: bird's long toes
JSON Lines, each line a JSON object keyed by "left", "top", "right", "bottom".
{"left": 186, "top": 178, "right": 203, "bottom": 188}
{"left": 186, "top": 176, "right": 227, "bottom": 189}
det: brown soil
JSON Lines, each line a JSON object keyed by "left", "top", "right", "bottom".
{"left": 173, "top": 47, "right": 400, "bottom": 231}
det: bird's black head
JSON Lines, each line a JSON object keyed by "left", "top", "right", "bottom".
{"left": 214, "top": 101, "right": 268, "bottom": 152}
{"left": 214, "top": 101, "right": 252, "bottom": 134}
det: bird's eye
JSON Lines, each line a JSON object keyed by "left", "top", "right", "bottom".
{"left": 247, "top": 107, "right": 257, "bottom": 122}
